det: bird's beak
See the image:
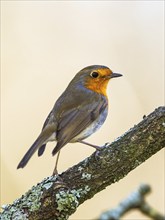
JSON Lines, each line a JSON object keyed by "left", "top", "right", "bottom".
{"left": 110, "top": 72, "right": 123, "bottom": 78}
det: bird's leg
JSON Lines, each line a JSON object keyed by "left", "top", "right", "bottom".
{"left": 52, "top": 151, "right": 69, "bottom": 185}
{"left": 78, "top": 140, "right": 103, "bottom": 150}
{"left": 52, "top": 151, "right": 61, "bottom": 175}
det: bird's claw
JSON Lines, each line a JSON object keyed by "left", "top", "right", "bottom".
{"left": 94, "top": 142, "right": 110, "bottom": 159}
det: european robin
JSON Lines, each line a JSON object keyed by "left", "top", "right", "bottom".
{"left": 17, "top": 65, "right": 122, "bottom": 174}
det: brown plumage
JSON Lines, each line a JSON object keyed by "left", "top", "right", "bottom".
{"left": 17, "top": 65, "right": 122, "bottom": 174}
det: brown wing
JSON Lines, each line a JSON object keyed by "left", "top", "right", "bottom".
{"left": 52, "top": 96, "right": 107, "bottom": 155}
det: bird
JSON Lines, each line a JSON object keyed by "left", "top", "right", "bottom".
{"left": 17, "top": 65, "right": 122, "bottom": 175}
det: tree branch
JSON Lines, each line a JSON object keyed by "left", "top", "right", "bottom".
{"left": 99, "top": 184, "right": 165, "bottom": 220}
{"left": 1, "top": 106, "right": 165, "bottom": 220}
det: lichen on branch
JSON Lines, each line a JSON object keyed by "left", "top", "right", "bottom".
{"left": 1, "top": 107, "right": 165, "bottom": 220}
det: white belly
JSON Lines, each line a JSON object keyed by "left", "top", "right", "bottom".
{"left": 71, "top": 106, "right": 108, "bottom": 142}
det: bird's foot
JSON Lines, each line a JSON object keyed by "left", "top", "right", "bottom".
{"left": 52, "top": 168, "right": 58, "bottom": 176}
{"left": 94, "top": 142, "right": 110, "bottom": 158}
{"left": 51, "top": 172, "right": 69, "bottom": 188}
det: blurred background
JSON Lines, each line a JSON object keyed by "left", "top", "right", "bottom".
{"left": 1, "top": 1, "right": 164, "bottom": 219}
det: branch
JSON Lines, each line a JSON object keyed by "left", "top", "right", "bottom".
{"left": 1, "top": 106, "right": 165, "bottom": 220}
{"left": 99, "top": 184, "right": 165, "bottom": 220}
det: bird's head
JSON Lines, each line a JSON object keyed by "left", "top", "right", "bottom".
{"left": 73, "top": 65, "right": 122, "bottom": 96}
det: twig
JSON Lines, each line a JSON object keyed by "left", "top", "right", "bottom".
{"left": 99, "top": 184, "right": 165, "bottom": 220}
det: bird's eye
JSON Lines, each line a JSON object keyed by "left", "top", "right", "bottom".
{"left": 90, "top": 71, "right": 99, "bottom": 78}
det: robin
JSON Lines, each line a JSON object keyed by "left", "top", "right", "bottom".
{"left": 17, "top": 65, "right": 122, "bottom": 174}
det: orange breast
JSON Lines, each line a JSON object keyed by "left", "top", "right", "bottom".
{"left": 85, "top": 78, "right": 109, "bottom": 97}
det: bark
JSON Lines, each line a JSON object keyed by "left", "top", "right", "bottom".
{"left": 1, "top": 106, "right": 165, "bottom": 220}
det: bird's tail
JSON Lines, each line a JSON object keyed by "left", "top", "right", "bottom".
{"left": 38, "top": 144, "right": 46, "bottom": 156}
{"left": 17, "top": 137, "right": 42, "bottom": 169}
{"left": 17, "top": 129, "right": 52, "bottom": 169}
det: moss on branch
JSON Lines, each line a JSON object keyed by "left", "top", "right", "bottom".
{"left": 1, "top": 107, "right": 165, "bottom": 220}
